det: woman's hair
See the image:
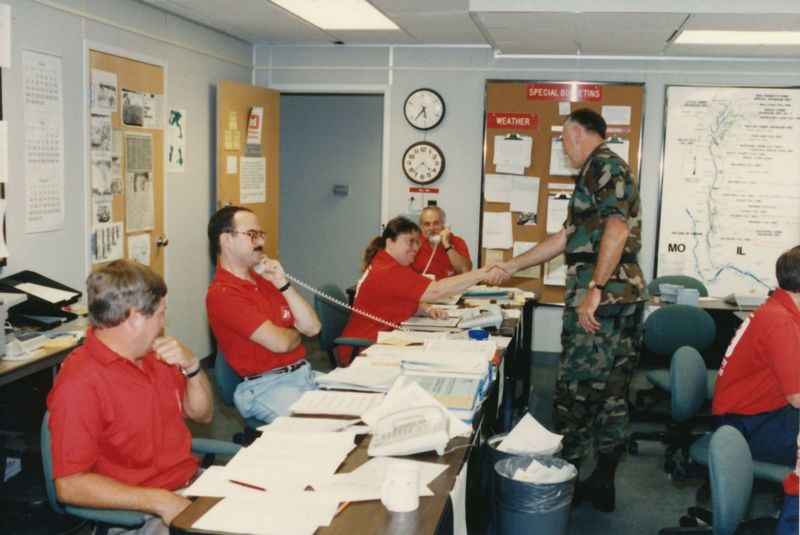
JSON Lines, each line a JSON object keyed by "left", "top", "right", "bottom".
{"left": 362, "top": 216, "right": 420, "bottom": 270}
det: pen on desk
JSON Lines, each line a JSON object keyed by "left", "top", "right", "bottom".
{"left": 228, "top": 479, "right": 267, "bottom": 492}
{"left": 335, "top": 501, "right": 350, "bottom": 517}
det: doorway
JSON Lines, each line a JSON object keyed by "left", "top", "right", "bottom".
{"left": 279, "top": 93, "right": 383, "bottom": 293}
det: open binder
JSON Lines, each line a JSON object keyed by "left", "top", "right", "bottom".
{"left": 0, "top": 270, "right": 82, "bottom": 329}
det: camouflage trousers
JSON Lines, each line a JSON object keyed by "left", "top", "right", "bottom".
{"left": 554, "top": 302, "right": 644, "bottom": 462}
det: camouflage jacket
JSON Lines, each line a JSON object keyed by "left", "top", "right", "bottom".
{"left": 563, "top": 143, "right": 648, "bottom": 307}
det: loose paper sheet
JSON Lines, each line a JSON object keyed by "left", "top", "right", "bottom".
{"left": 549, "top": 136, "right": 579, "bottom": 176}
{"left": 240, "top": 157, "right": 266, "bottom": 204}
{"left": 91, "top": 69, "right": 117, "bottom": 115}
{"left": 167, "top": 109, "right": 186, "bottom": 173}
{"left": 91, "top": 222, "right": 124, "bottom": 264}
{"left": 606, "top": 137, "right": 631, "bottom": 165}
{"left": 546, "top": 193, "right": 570, "bottom": 234}
{"left": 125, "top": 172, "right": 154, "bottom": 232}
{"left": 601, "top": 105, "right": 631, "bottom": 125}
{"left": 510, "top": 175, "right": 540, "bottom": 213}
{"left": 497, "top": 413, "right": 563, "bottom": 455}
{"left": 289, "top": 391, "right": 384, "bottom": 417}
{"left": 512, "top": 241, "right": 540, "bottom": 278}
{"left": 493, "top": 135, "right": 532, "bottom": 175}
{"left": 483, "top": 173, "right": 512, "bottom": 203}
{"left": 127, "top": 233, "right": 151, "bottom": 265}
{"left": 544, "top": 254, "right": 567, "bottom": 286}
{"left": 481, "top": 212, "right": 513, "bottom": 249}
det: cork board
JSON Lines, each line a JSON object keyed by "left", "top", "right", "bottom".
{"left": 88, "top": 50, "right": 165, "bottom": 276}
{"left": 215, "top": 81, "right": 281, "bottom": 260}
{"left": 480, "top": 81, "right": 645, "bottom": 304}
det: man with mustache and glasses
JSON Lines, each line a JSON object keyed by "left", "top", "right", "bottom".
{"left": 207, "top": 206, "right": 321, "bottom": 424}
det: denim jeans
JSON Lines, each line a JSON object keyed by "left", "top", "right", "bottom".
{"left": 233, "top": 361, "right": 317, "bottom": 423}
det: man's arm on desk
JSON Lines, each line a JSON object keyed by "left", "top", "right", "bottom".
{"left": 55, "top": 472, "right": 190, "bottom": 526}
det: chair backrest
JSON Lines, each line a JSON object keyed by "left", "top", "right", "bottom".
{"left": 709, "top": 425, "right": 753, "bottom": 535}
{"left": 215, "top": 352, "right": 242, "bottom": 407}
{"left": 670, "top": 346, "right": 707, "bottom": 422}
{"left": 314, "top": 283, "right": 351, "bottom": 352}
{"left": 41, "top": 411, "right": 66, "bottom": 516}
{"left": 643, "top": 305, "right": 716, "bottom": 356}
{"left": 647, "top": 275, "right": 709, "bottom": 297}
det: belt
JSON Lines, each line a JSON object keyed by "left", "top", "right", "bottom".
{"left": 565, "top": 252, "right": 638, "bottom": 265}
{"left": 244, "top": 360, "right": 307, "bottom": 381}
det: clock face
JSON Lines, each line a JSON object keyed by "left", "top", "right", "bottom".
{"left": 402, "top": 142, "right": 445, "bottom": 185}
{"left": 404, "top": 88, "right": 445, "bottom": 130}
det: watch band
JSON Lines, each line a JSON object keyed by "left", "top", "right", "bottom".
{"left": 182, "top": 364, "right": 202, "bottom": 379}
{"left": 278, "top": 281, "right": 291, "bottom": 293}
{"left": 588, "top": 279, "right": 606, "bottom": 291}
{"left": 445, "top": 245, "right": 453, "bottom": 252}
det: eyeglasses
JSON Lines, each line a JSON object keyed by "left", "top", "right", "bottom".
{"left": 227, "top": 229, "right": 266, "bottom": 243}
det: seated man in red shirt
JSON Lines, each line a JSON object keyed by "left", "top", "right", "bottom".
{"left": 47, "top": 260, "right": 213, "bottom": 534}
{"left": 206, "top": 206, "right": 321, "bottom": 424}
{"left": 712, "top": 244, "right": 800, "bottom": 465}
{"left": 412, "top": 206, "right": 472, "bottom": 280}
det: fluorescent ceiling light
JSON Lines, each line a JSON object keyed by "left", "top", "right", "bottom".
{"left": 676, "top": 30, "right": 800, "bottom": 45}
{"left": 271, "top": 0, "right": 398, "bottom": 30}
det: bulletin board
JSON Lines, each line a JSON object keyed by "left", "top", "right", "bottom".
{"left": 480, "top": 81, "right": 645, "bottom": 305}
{"left": 215, "top": 81, "right": 281, "bottom": 259}
{"left": 88, "top": 50, "right": 165, "bottom": 276}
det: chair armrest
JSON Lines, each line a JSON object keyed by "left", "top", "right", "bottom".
{"left": 64, "top": 505, "right": 145, "bottom": 528}
{"left": 191, "top": 438, "right": 242, "bottom": 458}
{"left": 334, "top": 337, "right": 372, "bottom": 347}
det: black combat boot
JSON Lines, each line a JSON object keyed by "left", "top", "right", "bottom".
{"left": 576, "top": 451, "right": 620, "bottom": 512}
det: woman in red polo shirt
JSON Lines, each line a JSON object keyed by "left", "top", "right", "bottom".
{"left": 338, "top": 216, "right": 502, "bottom": 364}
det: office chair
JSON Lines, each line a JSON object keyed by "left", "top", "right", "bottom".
{"left": 41, "top": 411, "right": 241, "bottom": 535}
{"left": 313, "top": 283, "right": 372, "bottom": 368}
{"left": 660, "top": 426, "right": 778, "bottom": 535}
{"left": 647, "top": 275, "right": 709, "bottom": 297}
{"left": 215, "top": 351, "right": 267, "bottom": 444}
{"left": 630, "top": 305, "right": 717, "bottom": 470}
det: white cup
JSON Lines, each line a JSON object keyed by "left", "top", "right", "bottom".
{"left": 381, "top": 463, "right": 419, "bottom": 513}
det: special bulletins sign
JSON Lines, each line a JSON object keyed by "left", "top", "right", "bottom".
{"left": 526, "top": 83, "right": 603, "bottom": 102}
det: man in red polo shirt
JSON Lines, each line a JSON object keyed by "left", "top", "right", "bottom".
{"left": 713, "top": 244, "right": 800, "bottom": 465}
{"left": 206, "top": 206, "right": 321, "bottom": 424}
{"left": 47, "top": 260, "right": 213, "bottom": 533}
{"left": 411, "top": 206, "right": 472, "bottom": 280}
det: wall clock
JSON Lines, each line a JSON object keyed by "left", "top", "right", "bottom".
{"left": 402, "top": 141, "right": 445, "bottom": 185}
{"left": 404, "top": 88, "right": 445, "bottom": 130}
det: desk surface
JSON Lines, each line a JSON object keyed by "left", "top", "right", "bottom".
{"left": 172, "top": 434, "right": 471, "bottom": 535}
{"left": 0, "top": 321, "right": 87, "bottom": 387}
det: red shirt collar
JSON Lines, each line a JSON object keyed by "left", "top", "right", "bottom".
{"left": 84, "top": 327, "right": 153, "bottom": 369}
{"left": 213, "top": 264, "right": 259, "bottom": 287}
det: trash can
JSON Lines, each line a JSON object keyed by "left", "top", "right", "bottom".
{"left": 494, "top": 456, "right": 576, "bottom": 535}
{"left": 479, "top": 433, "right": 515, "bottom": 534}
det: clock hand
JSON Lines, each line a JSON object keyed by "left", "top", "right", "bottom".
{"left": 414, "top": 107, "right": 426, "bottom": 120}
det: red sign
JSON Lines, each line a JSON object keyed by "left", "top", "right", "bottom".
{"left": 487, "top": 112, "right": 540, "bottom": 130}
{"left": 409, "top": 187, "right": 439, "bottom": 193}
{"left": 526, "top": 83, "right": 603, "bottom": 102}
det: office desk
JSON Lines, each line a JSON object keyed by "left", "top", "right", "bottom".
{"left": 0, "top": 320, "right": 87, "bottom": 387}
{"left": 171, "top": 434, "right": 472, "bottom": 535}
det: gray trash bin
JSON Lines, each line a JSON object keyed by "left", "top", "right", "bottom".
{"left": 494, "top": 456, "right": 576, "bottom": 535}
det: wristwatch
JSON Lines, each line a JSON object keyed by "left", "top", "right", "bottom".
{"left": 588, "top": 279, "right": 606, "bottom": 291}
{"left": 182, "top": 364, "right": 202, "bottom": 379}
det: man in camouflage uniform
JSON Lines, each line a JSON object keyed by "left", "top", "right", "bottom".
{"left": 490, "top": 108, "right": 647, "bottom": 512}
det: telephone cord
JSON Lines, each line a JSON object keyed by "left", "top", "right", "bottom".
{"left": 283, "top": 273, "right": 409, "bottom": 332}
{"left": 421, "top": 240, "right": 438, "bottom": 277}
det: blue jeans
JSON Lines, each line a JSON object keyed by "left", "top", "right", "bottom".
{"left": 777, "top": 494, "right": 798, "bottom": 535}
{"left": 233, "top": 361, "right": 318, "bottom": 424}
{"left": 714, "top": 404, "right": 799, "bottom": 465}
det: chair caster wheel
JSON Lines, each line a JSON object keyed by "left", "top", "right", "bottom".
{"left": 680, "top": 516, "right": 698, "bottom": 527}
{"left": 628, "top": 441, "right": 639, "bottom": 455}
{"left": 671, "top": 464, "right": 688, "bottom": 482}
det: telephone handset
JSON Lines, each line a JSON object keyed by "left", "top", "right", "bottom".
{"left": 254, "top": 259, "right": 408, "bottom": 332}
{"left": 458, "top": 304, "right": 503, "bottom": 329}
{"left": 422, "top": 224, "right": 450, "bottom": 276}
{"left": 368, "top": 405, "right": 449, "bottom": 457}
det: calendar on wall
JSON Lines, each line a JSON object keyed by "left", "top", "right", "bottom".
{"left": 22, "top": 49, "right": 65, "bottom": 234}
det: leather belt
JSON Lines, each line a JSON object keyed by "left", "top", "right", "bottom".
{"left": 565, "top": 252, "right": 638, "bottom": 265}
{"left": 244, "top": 360, "right": 307, "bottom": 381}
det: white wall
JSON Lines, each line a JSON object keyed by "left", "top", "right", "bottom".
{"left": 2, "top": 0, "right": 252, "bottom": 358}
{"left": 254, "top": 44, "right": 800, "bottom": 352}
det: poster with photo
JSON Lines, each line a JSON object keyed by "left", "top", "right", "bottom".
{"left": 91, "top": 113, "right": 112, "bottom": 155}
{"left": 121, "top": 88, "right": 144, "bottom": 127}
{"left": 91, "top": 69, "right": 117, "bottom": 115}
{"left": 92, "top": 222, "right": 123, "bottom": 263}
{"left": 91, "top": 190, "right": 112, "bottom": 225}
{"left": 125, "top": 171, "right": 154, "bottom": 232}
{"left": 91, "top": 156, "right": 112, "bottom": 195}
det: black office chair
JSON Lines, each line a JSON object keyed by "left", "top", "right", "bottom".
{"left": 214, "top": 351, "right": 266, "bottom": 444}
{"left": 313, "top": 283, "right": 372, "bottom": 368}
{"left": 41, "top": 411, "right": 241, "bottom": 535}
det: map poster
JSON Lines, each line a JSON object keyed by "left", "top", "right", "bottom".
{"left": 657, "top": 85, "right": 800, "bottom": 297}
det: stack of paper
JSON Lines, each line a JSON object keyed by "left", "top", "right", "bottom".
{"left": 289, "top": 390, "right": 384, "bottom": 417}
{"left": 316, "top": 360, "right": 400, "bottom": 392}
{"left": 395, "top": 373, "right": 486, "bottom": 423}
